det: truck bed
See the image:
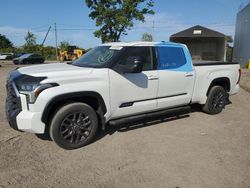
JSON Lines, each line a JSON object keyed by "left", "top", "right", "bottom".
{"left": 191, "top": 62, "right": 240, "bottom": 105}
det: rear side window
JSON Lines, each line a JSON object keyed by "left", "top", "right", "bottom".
{"left": 31, "top": 54, "right": 41, "bottom": 58}
{"left": 156, "top": 46, "right": 186, "bottom": 70}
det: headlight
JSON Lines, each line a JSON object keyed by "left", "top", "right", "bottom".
{"left": 14, "top": 75, "right": 58, "bottom": 103}
{"left": 19, "top": 83, "right": 58, "bottom": 103}
{"left": 19, "top": 83, "right": 39, "bottom": 91}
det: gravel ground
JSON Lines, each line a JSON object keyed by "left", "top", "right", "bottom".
{"left": 241, "top": 69, "right": 250, "bottom": 93}
{"left": 0, "top": 61, "right": 250, "bottom": 188}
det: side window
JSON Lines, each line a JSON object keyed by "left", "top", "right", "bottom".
{"left": 119, "top": 47, "right": 153, "bottom": 71}
{"left": 156, "top": 46, "right": 186, "bottom": 70}
{"left": 31, "top": 54, "right": 39, "bottom": 58}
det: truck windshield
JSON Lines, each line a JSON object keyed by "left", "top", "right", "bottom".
{"left": 72, "top": 46, "right": 121, "bottom": 68}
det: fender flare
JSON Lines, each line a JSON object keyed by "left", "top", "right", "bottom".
{"left": 41, "top": 91, "right": 107, "bottom": 126}
{"left": 206, "top": 77, "right": 231, "bottom": 96}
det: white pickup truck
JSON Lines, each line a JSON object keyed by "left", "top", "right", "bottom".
{"left": 5, "top": 42, "right": 241, "bottom": 149}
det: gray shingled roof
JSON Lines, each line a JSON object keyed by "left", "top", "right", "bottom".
{"left": 170, "top": 25, "right": 226, "bottom": 38}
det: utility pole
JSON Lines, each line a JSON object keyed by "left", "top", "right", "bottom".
{"left": 54, "top": 22, "right": 58, "bottom": 60}
{"left": 41, "top": 26, "right": 51, "bottom": 57}
{"left": 42, "top": 26, "right": 51, "bottom": 46}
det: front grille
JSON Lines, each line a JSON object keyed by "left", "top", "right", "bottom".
{"left": 5, "top": 78, "right": 22, "bottom": 130}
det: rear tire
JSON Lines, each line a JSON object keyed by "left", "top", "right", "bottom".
{"left": 49, "top": 103, "right": 98, "bottom": 149}
{"left": 36, "top": 60, "right": 43, "bottom": 64}
{"left": 202, "top": 86, "right": 227, "bottom": 114}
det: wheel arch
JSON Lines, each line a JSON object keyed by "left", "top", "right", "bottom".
{"left": 41, "top": 91, "right": 107, "bottom": 130}
{"left": 206, "top": 77, "right": 231, "bottom": 96}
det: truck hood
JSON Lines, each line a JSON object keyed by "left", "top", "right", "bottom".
{"left": 17, "top": 63, "right": 93, "bottom": 77}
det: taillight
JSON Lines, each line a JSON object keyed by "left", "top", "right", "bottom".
{"left": 237, "top": 69, "right": 241, "bottom": 84}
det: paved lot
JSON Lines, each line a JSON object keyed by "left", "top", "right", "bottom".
{"left": 0, "top": 61, "right": 250, "bottom": 188}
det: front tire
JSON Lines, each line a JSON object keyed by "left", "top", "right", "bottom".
{"left": 202, "top": 86, "right": 227, "bottom": 114}
{"left": 23, "top": 60, "right": 29, "bottom": 64}
{"left": 49, "top": 103, "right": 98, "bottom": 149}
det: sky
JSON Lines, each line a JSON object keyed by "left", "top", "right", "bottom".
{"left": 0, "top": 0, "right": 249, "bottom": 49}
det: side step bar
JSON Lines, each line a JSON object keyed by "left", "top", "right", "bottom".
{"left": 109, "top": 106, "right": 191, "bottom": 126}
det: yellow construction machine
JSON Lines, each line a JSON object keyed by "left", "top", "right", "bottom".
{"left": 59, "top": 46, "right": 84, "bottom": 61}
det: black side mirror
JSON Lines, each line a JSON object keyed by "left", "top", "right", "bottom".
{"left": 132, "top": 58, "right": 143, "bottom": 73}
{"left": 120, "top": 56, "right": 143, "bottom": 73}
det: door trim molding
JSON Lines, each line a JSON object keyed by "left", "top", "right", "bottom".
{"left": 119, "top": 93, "right": 187, "bottom": 108}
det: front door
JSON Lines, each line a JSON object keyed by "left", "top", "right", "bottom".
{"left": 109, "top": 47, "right": 159, "bottom": 119}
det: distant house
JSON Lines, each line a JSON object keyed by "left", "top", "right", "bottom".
{"left": 170, "top": 25, "right": 226, "bottom": 61}
{"left": 233, "top": 3, "right": 250, "bottom": 66}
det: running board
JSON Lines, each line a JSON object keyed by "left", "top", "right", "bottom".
{"left": 109, "top": 106, "right": 191, "bottom": 126}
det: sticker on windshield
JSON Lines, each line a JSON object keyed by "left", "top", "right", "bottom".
{"left": 109, "top": 46, "right": 123, "bottom": 50}
{"left": 98, "top": 51, "right": 114, "bottom": 63}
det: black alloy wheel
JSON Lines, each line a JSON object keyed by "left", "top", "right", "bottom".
{"left": 50, "top": 103, "right": 98, "bottom": 149}
{"left": 202, "top": 86, "right": 227, "bottom": 114}
{"left": 211, "top": 90, "right": 225, "bottom": 111}
{"left": 60, "top": 112, "right": 92, "bottom": 144}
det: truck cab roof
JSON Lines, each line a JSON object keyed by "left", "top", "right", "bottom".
{"left": 102, "top": 41, "right": 186, "bottom": 47}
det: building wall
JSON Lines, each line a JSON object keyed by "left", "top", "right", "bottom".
{"left": 171, "top": 38, "right": 226, "bottom": 61}
{"left": 233, "top": 4, "right": 250, "bottom": 66}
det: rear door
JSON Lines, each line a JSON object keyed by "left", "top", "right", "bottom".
{"left": 155, "top": 45, "right": 195, "bottom": 109}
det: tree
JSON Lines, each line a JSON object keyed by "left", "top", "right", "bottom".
{"left": 85, "top": 0, "right": 154, "bottom": 43}
{"left": 226, "top": 35, "right": 233, "bottom": 62}
{"left": 226, "top": 46, "right": 233, "bottom": 62}
{"left": 0, "top": 34, "right": 13, "bottom": 48}
{"left": 23, "top": 31, "right": 39, "bottom": 53}
{"left": 59, "top": 41, "right": 70, "bottom": 51}
{"left": 24, "top": 31, "right": 36, "bottom": 46}
{"left": 43, "top": 46, "right": 58, "bottom": 60}
{"left": 226, "top": 35, "right": 233, "bottom": 43}
{"left": 141, "top": 33, "right": 153, "bottom": 42}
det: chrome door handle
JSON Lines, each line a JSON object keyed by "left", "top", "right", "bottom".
{"left": 185, "top": 72, "right": 194, "bottom": 77}
{"left": 148, "top": 75, "right": 159, "bottom": 80}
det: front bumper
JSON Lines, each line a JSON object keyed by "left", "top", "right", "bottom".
{"left": 16, "top": 107, "right": 45, "bottom": 133}
{"left": 6, "top": 78, "right": 45, "bottom": 134}
{"left": 6, "top": 78, "right": 22, "bottom": 131}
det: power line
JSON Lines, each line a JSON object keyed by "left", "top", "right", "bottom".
{"left": 57, "top": 23, "right": 90, "bottom": 27}
{"left": 1, "top": 21, "right": 235, "bottom": 34}
{"left": 29, "top": 25, "right": 51, "bottom": 30}
{"left": 57, "top": 28, "right": 95, "bottom": 31}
